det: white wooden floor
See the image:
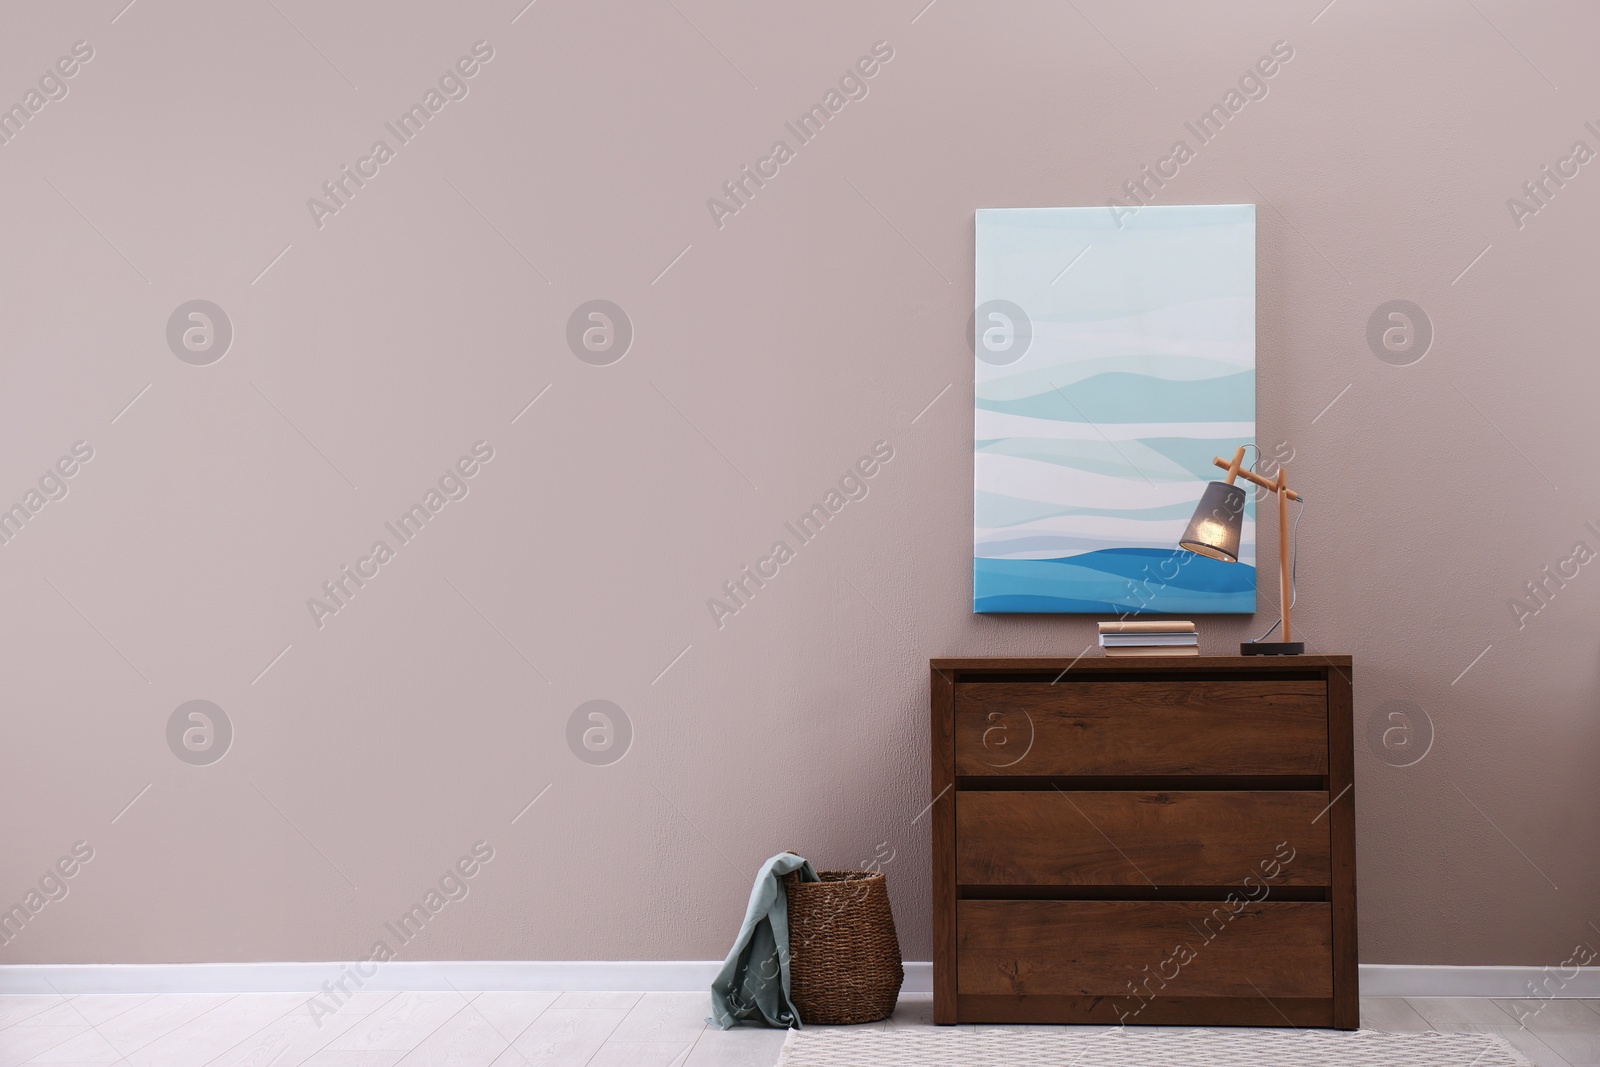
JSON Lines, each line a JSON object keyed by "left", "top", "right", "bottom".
{"left": 0, "top": 992, "right": 1595, "bottom": 1066}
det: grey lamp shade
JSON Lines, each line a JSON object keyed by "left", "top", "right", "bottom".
{"left": 1179, "top": 481, "right": 1247, "bottom": 562}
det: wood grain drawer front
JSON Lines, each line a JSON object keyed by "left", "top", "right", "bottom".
{"left": 954, "top": 681, "right": 1327, "bottom": 776}
{"left": 956, "top": 791, "right": 1328, "bottom": 886}
{"left": 957, "top": 900, "right": 1332, "bottom": 999}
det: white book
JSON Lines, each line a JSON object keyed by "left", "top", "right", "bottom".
{"left": 1100, "top": 633, "right": 1200, "bottom": 647}
{"left": 1102, "top": 646, "right": 1201, "bottom": 657}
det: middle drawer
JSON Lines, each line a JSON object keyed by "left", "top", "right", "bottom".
{"left": 957, "top": 791, "right": 1330, "bottom": 887}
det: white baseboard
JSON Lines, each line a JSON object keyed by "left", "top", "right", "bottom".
{"left": 0, "top": 961, "right": 931, "bottom": 996}
{"left": 1359, "top": 964, "right": 1600, "bottom": 999}
{"left": 0, "top": 961, "right": 1589, "bottom": 998}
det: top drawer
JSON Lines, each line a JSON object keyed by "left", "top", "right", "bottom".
{"left": 954, "top": 680, "right": 1327, "bottom": 776}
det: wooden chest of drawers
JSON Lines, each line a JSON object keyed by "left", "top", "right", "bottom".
{"left": 930, "top": 657, "right": 1356, "bottom": 1028}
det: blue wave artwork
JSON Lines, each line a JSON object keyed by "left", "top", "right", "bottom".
{"left": 973, "top": 204, "right": 1256, "bottom": 615}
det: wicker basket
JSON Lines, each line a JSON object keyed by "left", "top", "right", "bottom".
{"left": 783, "top": 866, "right": 904, "bottom": 1025}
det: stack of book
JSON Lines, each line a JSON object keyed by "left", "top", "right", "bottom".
{"left": 1098, "top": 620, "right": 1199, "bottom": 656}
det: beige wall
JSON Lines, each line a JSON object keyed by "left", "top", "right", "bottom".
{"left": 1, "top": 0, "right": 1595, "bottom": 968}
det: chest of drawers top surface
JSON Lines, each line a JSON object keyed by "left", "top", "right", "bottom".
{"left": 931, "top": 657, "right": 1352, "bottom": 669}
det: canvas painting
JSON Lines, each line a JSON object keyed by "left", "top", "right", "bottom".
{"left": 973, "top": 204, "right": 1256, "bottom": 614}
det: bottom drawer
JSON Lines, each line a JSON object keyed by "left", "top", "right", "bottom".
{"left": 958, "top": 899, "right": 1331, "bottom": 999}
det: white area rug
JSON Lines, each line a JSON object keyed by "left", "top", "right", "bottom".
{"left": 777, "top": 1027, "right": 1534, "bottom": 1066}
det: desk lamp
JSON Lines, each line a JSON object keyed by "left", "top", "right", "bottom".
{"left": 1178, "top": 445, "right": 1306, "bottom": 656}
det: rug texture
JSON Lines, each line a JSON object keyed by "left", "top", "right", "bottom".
{"left": 776, "top": 1027, "right": 1534, "bottom": 1066}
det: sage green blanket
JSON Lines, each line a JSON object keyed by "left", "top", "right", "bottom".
{"left": 709, "top": 851, "right": 818, "bottom": 1029}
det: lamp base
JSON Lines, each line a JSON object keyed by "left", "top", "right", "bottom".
{"left": 1241, "top": 641, "right": 1305, "bottom": 656}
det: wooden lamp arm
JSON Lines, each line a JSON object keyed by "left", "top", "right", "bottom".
{"left": 1212, "top": 452, "right": 1300, "bottom": 500}
{"left": 1209, "top": 446, "right": 1301, "bottom": 647}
